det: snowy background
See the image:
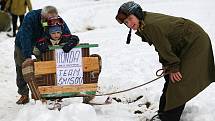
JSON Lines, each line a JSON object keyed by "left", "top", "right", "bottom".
{"left": 0, "top": 0, "right": 215, "bottom": 121}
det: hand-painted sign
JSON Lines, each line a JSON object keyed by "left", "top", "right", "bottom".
{"left": 55, "top": 48, "right": 83, "bottom": 85}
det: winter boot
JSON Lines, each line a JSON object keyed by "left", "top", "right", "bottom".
{"left": 7, "top": 33, "right": 16, "bottom": 37}
{"left": 16, "top": 95, "right": 29, "bottom": 104}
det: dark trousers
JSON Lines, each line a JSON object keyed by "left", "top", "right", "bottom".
{"left": 11, "top": 13, "right": 24, "bottom": 36}
{"left": 0, "top": 1, "right": 6, "bottom": 10}
{"left": 14, "top": 45, "right": 29, "bottom": 95}
{"left": 158, "top": 75, "right": 185, "bottom": 121}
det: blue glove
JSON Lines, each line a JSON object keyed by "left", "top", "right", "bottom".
{"left": 36, "top": 38, "right": 49, "bottom": 53}
{"left": 62, "top": 35, "right": 79, "bottom": 53}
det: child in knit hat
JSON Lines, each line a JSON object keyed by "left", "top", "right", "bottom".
{"left": 36, "top": 25, "right": 79, "bottom": 53}
{"left": 33, "top": 24, "right": 79, "bottom": 59}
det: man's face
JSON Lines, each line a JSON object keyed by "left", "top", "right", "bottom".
{"left": 41, "top": 13, "right": 58, "bottom": 22}
{"left": 123, "top": 14, "right": 139, "bottom": 30}
{"left": 46, "top": 13, "right": 58, "bottom": 19}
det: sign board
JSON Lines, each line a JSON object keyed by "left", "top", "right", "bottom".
{"left": 55, "top": 48, "right": 83, "bottom": 86}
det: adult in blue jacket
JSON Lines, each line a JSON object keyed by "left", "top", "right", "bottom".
{"left": 14, "top": 6, "right": 70, "bottom": 104}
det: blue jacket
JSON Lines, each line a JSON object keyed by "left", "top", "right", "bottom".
{"left": 15, "top": 9, "right": 71, "bottom": 58}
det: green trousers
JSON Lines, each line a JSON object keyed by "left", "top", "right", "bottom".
{"left": 14, "top": 45, "right": 29, "bottom": 95}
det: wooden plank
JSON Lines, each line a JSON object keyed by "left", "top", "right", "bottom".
{"left": 82, "top": 57, "right": 99, "bottom": 72}
{"left": 82, "top": 48, "right": 91, "bottom": 84}
{"left": 34, "top": 57, "right": 99, "bottom": 75}
{"left": 38, "top": 83, "right": 97, "bottom": 94}
{"left": 34, "top": 61, "right": 56, "bottom": 76}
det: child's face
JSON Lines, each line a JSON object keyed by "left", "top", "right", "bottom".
{"left": 50, "top": 32, "right": 62, "bottom": 40}
{"left": 123, "top": 14, "right": 139, "bottom": 30}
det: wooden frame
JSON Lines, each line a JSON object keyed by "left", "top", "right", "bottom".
{"left": 22, "top": 44, "right": 100, "bottom": 100}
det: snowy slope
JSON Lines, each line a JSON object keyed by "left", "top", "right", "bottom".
{"left": 0, "top": 0, "right": 215, "bottom": 121}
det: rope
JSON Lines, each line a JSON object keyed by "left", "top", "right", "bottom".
{"left": 79, "top": 69, "right": 166, "bottom": 97}
{"left": 94, "top": 75, "right": 164, "bottom": 96}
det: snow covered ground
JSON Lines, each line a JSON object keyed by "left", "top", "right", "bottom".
{"left": 0, "top": 0, "right": 215, "bottom": 121}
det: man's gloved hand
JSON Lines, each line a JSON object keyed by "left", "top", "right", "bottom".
{"left": 22, "top": 58, "right": 34, "bottom": 68}
{"left": 62, "top": 35, "right": 79, "bottom": 53}
{"left": 36, "top": 38, "right": 49, "bottom": 53}
{"left": 22, "top": 58, "right": 34, "bottom": 82}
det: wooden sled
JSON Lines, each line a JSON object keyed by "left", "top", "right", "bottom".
{"left": 22, "top": 43, "right": 101, "bottom": 101}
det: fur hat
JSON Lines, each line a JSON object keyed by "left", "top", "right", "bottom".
{"left": 115, "top": 1, "right": 144, "bottom": 44}
{"left": 116, "top": 1, "right": 143, "bottom": 24}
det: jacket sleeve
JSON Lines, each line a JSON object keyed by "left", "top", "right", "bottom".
{"left": 144, "top": 24, "right": 180, "bottom": 73}
{"left": 61, "top": 34, "right": 79, "bottom": 45}
{"left": 69, "top": 35, "right": 80, "bottom": 45}
{"left": 62, "top": 19, "right": 71, "bottom": 35}
{"left": 18, "top": 12, "right": 34, "bottom": 59}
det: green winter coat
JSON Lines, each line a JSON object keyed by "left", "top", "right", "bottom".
{"left": 0, "top": 10, "right": 11, "bottom": 31}
{"left": 136, "top": 11, "right": 215, "bottom": 111}
{"left": 5, "top": 0, "right": 32, "bottom": 15}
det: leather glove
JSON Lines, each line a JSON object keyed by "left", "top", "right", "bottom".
{"left": 36, "top": 38, "right": 49, "bottom": 53}
{"left": 62, "top": 35, "right": 79, "bottom": 53}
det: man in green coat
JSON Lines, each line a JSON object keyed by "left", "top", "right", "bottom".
{"left": 115, "top": 1, "right": 215, "bottom": 121}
